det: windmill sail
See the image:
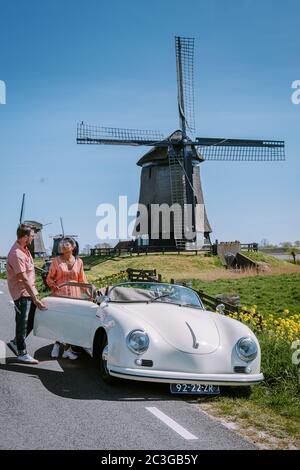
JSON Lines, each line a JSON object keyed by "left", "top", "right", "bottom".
{"left": 172, "top": 37, "right": 197, "bottom": 248}
{"left": 195, "top": 138, "right": 285, "bottom": 161}
{"left": 175, "top": 36, "right": 195, "bottom": 134}
{"left": 77, "top": 123, "right": 164, "bottom": 147}
{"left": 19, "top": 193, "right": 25, "bottom": 225}
{"left": 60, "top": 217, "right": 65, "bottom": 237}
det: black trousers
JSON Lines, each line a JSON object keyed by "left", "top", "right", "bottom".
{"left": 14, "top": 297, "right": 36, "bottom": 355}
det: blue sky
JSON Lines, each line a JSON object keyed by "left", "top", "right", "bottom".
{"left": 0, "top": 0, "right": 299, "bottom": 255}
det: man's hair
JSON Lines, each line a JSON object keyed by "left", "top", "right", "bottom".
{"left": 17, "top": 224, "right": 33, "bottom": 239}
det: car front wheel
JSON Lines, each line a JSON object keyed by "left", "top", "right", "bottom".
{"left": 100, "top": 339, "right": 119, "bottom": 385}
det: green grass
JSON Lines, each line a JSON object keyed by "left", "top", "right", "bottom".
{"left": 83, "top": 253, "right": 224, "bottom": 283}
{"left": 82, "top": 250, "right": 295, "bottom": 285}
{"left": 242, "top": 250, "right": 288, "bottom": 266}
{"left": 193, "top": 273, "right": 300, "bottom": 317}
{"left": 201, "top": 397, "right": 300, "bottom": 448}
{"left": 192, "top": 273, "right": 300, "bottom": 447}
{"left": 255, "top": 335, "right": 300, "bottom": 416}
{"left": 35, "top": 276, "right": 50, "bottom": 298}
{"left": 200, "top": 334, "right": 300, "bottom": 447}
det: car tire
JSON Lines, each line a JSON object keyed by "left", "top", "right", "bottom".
{"left": 99, "top": 339, "right": 119, "bottom": 385}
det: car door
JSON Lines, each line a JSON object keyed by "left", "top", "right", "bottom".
{"left": 34, "top": 296, "right": 99, "bottom": 348}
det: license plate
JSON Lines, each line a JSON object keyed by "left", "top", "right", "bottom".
{"left": 170, "top": 383, "right": 220, "bottom": 395}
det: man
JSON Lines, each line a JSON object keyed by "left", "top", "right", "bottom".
{"left": 6, "top": 224, "right": 47, "bottom": 364}
{"left": 291, "top": 250, "right": 296, "bottom": 264}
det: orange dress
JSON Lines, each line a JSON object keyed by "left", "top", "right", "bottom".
{"left": 46, "top": 256, "right": 87, "bottom": 298}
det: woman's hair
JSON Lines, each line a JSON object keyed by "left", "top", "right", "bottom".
{"left": 59, "top": 237, "right": 79, "bottom": 257}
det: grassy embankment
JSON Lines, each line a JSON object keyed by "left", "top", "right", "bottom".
{"left": 82, "top": 250, "right": 300, "bottom": 283}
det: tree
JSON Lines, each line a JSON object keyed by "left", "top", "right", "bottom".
{"left": 95, "top": 242, "right": 111, "bottom": 249}
{"left": 260, "top": 238, "right": 270, "bottom": 247}
{"left": 280, "top": 241, "right": 293, "bottom": 248}
{"left": 82, "top": 244, "right": 92, "bottom": 255}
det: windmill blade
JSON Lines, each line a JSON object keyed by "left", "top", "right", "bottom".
{"left": 19, "top": 193, "right": 25, "bottom": 225}
{"left": 168, "top": 145, "right": 196, "bottom": 248}
{"left": 77, "top": 123, "right": 165, "bottom": 147}
{"left": 60, "top": 217, "right": 65, "bottom": 237}
{"left": 175, "top": 36, "right": 195, "bottom": 135}
{"left": 194, "top": 137, "right": 285, "bottom": 161}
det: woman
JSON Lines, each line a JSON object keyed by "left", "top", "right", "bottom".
{"left": 46, "top": 237, "right": 87, "bottom": 360}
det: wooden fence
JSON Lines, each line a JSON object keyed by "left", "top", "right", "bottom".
{"left": 126, "top": 268, "right": 162, "bottom": 282}
{"left": 90, "top": 243, "right": 257, "bottom": 257}
{"left": 90, "top": 245, "right": 212, "bottom": 257}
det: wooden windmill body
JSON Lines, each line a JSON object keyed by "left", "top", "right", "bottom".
{"left": 134, "top": 130, "right": 212, "bottom": 247}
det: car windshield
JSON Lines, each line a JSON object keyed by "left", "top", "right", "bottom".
{"left": 50, "top": 282, "right": 95, "bottom": 301}
{"left": 108, "top": 282, "right": 203, "bottom": 309}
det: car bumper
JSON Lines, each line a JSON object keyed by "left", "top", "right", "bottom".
{"left": 109, "top": 366, "right": 264, "bottom": 386}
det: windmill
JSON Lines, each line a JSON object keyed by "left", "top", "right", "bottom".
{"left": 77, "top": 36, "right": 285, "bottom": 250}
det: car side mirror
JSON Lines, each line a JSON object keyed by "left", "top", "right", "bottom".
{"left": 216, "top": 303, "right": 225, "bottom": 315}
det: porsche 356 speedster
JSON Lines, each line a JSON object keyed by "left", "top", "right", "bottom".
{"left": 34, "top": 281, "right": 264, "bottom": 395}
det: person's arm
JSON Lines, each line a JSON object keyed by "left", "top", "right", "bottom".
{"left": 11, "top": 250, "right": 46, "bottom": 309}
{"left": 78, "top": 259, "right": 87, "bottom": 284}
{"left": 16, "top": 272, "right": 46, "bottom": 309}
{"left": 46, "top": 259, "right": 60, "bottom": 292}
{"left": 78, "top": 259, "right": 93, "bottom": 298}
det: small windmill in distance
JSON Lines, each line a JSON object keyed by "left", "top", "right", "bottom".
{"left": 19, "top": 193, "right": 49, "bottom": 258}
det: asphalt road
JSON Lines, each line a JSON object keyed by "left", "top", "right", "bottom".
{"left": 0, "top": 280, "right": 255, "bottom": 450}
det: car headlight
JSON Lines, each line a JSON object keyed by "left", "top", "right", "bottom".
{"left": 126, "top": 330, "right": 149, "bottom": 354}
{"left": 235, "top": 337, "right": 258, "bottom": 362}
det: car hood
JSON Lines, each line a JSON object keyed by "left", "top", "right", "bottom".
{"left": 116, "top": 302, "right": 220, "bottom": 354}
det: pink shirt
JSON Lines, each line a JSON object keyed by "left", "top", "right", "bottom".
{"left": 6, "top": 241, "right": 38, "bottom": 301}
{"left": 46, "top": 256, "right": 87, "bottom": 298}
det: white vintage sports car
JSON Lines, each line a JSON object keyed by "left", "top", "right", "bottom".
{"left": 34, "top": 281, "right": 264, "bottom": 395}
